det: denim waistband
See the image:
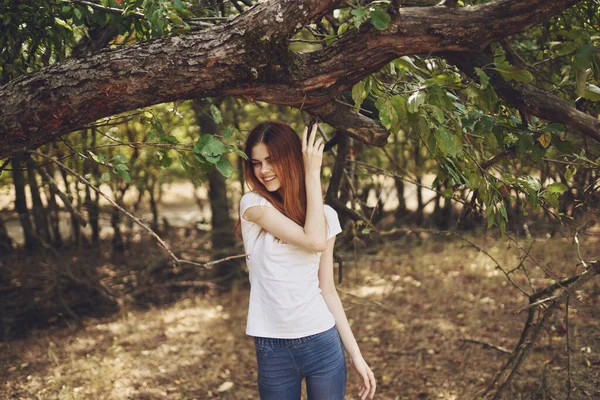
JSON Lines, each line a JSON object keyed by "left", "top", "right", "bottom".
{"left": 253, "top": 325, "right": 337, "bottom": 348}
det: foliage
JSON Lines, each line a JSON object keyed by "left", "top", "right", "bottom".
{"left": 1, "top": 0, "right": 599, "bottom": 234}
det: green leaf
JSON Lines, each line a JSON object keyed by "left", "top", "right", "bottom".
{"left": 428, "top": 105, "right": 444, "bottom": 124}
{"left": 210, "top": 104, "right": 223, "bottom": 124}
{"left": 370, "top": 9, "right": 390, "bottom": 30}
{"left": 574, "top": 44, "right": 595, "bottom": 70}
{"left": 407, "top": 90, "right": 426, "bottom": 114}
{"left": 117, "top": 168, "right": 130, "bottom": 183}
{"left": 493, "top": 62, "right": 534, "bottom": 83}
{"left": 115, "top": 163, "right": 129, "bottom": 171}
{"left": 435, "top": 127, "right": 461, "bottom": 157}
{"left": 351, "top": 7, "right": 367, "bottom": 28}
{"left": 101, "top": 172, "right": 110, "bottom": 182}
{"left": 583, "top": 84, "right": 600, "bottom": 101}
{"left": 393, "top": 56, "right": 419, "bottom": 72}
{"left": 112, "top": 154, "right": 128, "bottom": 163}
{"left": 486, "top": 207, "right": 495, "bottom": 229}
{"left": 474, "top": 67, "right": 489, "bottom": 89}
{"left": 159, "top": 152, "right": 173, "bottom": 168}
{"left": 231, "top": 146, "right": 249, "bottom": 160}
{"left": 352, "top": 80, "right": 367, "bottom": 110}
{"left": 546, "top": 182, "right": 569, "bottom": 194}
{"left": 499, "top": 216, "right": 506, "bottom": 236}
{"left": 216, "top": 156, "right": 233, "bottom": 178}
{"left": 223, "top": 126, "right": 234, "bottom": 139}
{"left": 337, "top": 22, "right": 349, "bottom": 35}
{"left": 576, "top": 68, "right": 586, "bottom": 96}
{"left": 541, "top": 192, "right": 559, "bottom": 208}
{"left": 551, "top": 41, "right": 578, "bottom": 56}
{"left": 375, "top": 96, "right": 398, "bottom": 129}
{"left": 193, "top": 135, "right": 228, "bottom": 156}
{"left": 441, "top": 188, "right": 454, "bottom": 198}
{"left": 351, "top": 7, "right": 367, "bottom": 19}
{"left": 516, "top": 133, "right": 534, "bottom": 153}
{"left": 518, "top": 176, "right": 541, "bottom": 192}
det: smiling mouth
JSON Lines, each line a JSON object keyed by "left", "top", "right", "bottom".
{"left": 263, "top": 176, "right": 277, "bottom": 183}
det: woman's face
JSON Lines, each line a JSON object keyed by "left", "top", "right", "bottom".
{"left": 251, "top": 143, "right": 281, "bottom": 192}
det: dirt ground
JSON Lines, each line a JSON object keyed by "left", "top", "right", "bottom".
{"left": 0, "top": 231, "right": 599, "bottom": 400}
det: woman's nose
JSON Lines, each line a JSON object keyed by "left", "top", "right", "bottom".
{"left": 261, "top": 163, "right": 271, "bottom": 174}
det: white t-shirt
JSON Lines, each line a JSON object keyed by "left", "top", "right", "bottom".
{"left": 239, "top": 191, "right": 343, "bottom": 338}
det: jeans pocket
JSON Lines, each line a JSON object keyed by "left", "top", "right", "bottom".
{"left": 255, "top": 345, "right": 271, "bottom": 360}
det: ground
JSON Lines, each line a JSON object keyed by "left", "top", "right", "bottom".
{"left": 0, "top": 231, "right": 598, "bottom": 400}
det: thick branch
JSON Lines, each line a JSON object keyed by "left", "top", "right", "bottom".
{"left": 0, "top": 0, "right": 584, "bottom": 159}
{"left": 445, "top": 51, "right": 600, "bottom": 143}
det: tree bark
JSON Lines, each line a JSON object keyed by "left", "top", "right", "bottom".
{"left": 0, "top": 0, "right": 588, "bottom": 160}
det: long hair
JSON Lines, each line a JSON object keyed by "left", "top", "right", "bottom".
{"left": 234, "top": 121, "right": 308, "bottom": 240}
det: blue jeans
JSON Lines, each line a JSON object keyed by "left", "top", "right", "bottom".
{"left": 253, "top": 325, "right": 347, "bottom": 400}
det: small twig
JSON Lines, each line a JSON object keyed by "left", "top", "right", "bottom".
{"left": 574, "top": 231, "right": 588, "bottom": 268}
{"left": 460, "top": 338, "right": 512, "bottom": 355}
{"left": 180, "top": 253, "right": 249, "bottom": 268}
{"left": 333, "top": 98, "right": 374, "bottom": 114}
{"left": 516, "top": 295, "right": 558, "bottom": 312}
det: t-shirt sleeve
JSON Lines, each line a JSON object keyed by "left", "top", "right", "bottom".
{"left": 325, "top": 205, "right": 343, "bottom": 240}
{"left": 239, "top": 192, "right": 274, "bottom": 223}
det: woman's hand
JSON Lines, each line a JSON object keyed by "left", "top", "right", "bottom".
{"left": 349, "top": 353, "right": 376, "bottom": 400}
{"left": 302, "top": 122, "right": 324, "bottom": 176}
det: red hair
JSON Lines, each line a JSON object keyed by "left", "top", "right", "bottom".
{"left": 234, "top": 121, "right": 311, "bottom": 240}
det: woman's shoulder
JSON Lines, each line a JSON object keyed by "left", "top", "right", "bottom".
{"left": 240, "top": 191, "right": 273, "bottom": 208}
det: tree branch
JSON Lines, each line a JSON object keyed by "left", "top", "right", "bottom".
{"left": 0, "top": 0, "right": 585, "bottom": 159}
{"left": 445, "top": 50, "right": 600, "bottom": 143}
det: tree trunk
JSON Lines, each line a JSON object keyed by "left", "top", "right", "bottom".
{"left": 85, "top": 129, "right": 100, "bottom": 243}
{"left": 0, "top": 215, "right": 13, "bottom": 253}
{"left": 25, "top": 157, "right": 51, "bottom": 244}
{"left": 43, "top": 163, "right": 63, "bottom": 247}
{"left": 111, "top": 205, "right": 124, "bottom": 253}
{"left": 148, "top": 179, "right": 160, "bottom": 233}
{"left": 59, "top": 165, "right": 82, "bottom": 246}
{"left": 11, "top": 154, "right": 37, "bottom": 250}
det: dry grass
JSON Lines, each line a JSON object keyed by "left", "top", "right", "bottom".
{"left": 1, "top": 232, "right": 598, "bottom": 400}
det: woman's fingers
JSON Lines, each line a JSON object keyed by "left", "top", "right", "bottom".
{"left": 369, "top": 370, "right": 376, "bottom": 399}
{"left": 305, "top": 122, "right": 319, "bottom": 149}
{"left": 361, "top": 373, "right": 370, "bottom": 400}
{"left": 302, "top": 126, "right": 308, "bottom": 151}
{"left": 314, "top": 138, "right": 323, "bottom": 152}
{"left": 310, "top": 123, "right": 318, "bottom": 146}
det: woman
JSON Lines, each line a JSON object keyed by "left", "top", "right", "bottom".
{"left": 236, "top": 120, "right": 376, "bottom": 400}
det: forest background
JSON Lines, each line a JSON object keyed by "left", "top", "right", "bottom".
{"left": 0, "top": 0, "right": 599, "bottom": 399}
